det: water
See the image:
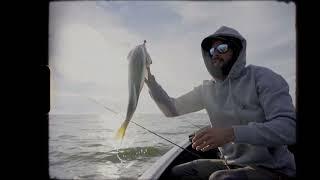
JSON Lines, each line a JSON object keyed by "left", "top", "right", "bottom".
{"left": 49, "top": 113, "right": 209, "bottom": 179}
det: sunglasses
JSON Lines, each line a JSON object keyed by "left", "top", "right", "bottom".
{"left": 209, "top": 44, "right": 229, "bottom": 56}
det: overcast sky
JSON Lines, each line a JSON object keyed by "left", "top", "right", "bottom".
{"left": 49, "top": 1, "right": 296, "bottom": 115}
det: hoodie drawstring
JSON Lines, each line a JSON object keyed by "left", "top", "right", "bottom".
{"left": 228, "top": 79, "right": 232, "bottom": 98}
{"left": 216, "top": 78, "right": 233, "bottom": 170}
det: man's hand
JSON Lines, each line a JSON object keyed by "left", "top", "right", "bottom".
{"left": 145, "top": 67, "right": 155, "bottom": 84}
{"left": 191, "top": 127, "right": 235, "bottom": 152}
{"left": 189, "top": 126, "right": 210, "bottom": 142}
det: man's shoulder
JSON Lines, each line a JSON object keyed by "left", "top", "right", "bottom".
{"left": 246, "top": 64, "right": 282, "bottom": 78}
{"left": 247, "top": 65, "right": 288, "bottom": 89}
{"left": 247, "top": 64, "right": 274, "bottom": 73}
{"left": 202, "top": 79, "right": 215, "bottom": 86}
{"left": 196, "top": 80, "right": 215, "bottom": 90}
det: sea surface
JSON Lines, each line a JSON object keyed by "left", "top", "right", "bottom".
{"left": 49, "top": 113, "right": 209, "bottom": 179}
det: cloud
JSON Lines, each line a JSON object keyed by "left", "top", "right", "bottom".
{"left": 158, "top": 1, "right": 296, "bottom": 97}
{"left": 49, "top": 2, "right": 144, "bottom": 101}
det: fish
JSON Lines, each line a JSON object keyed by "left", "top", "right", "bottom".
{"left": 115, "top": 41, "right": 152, "bottom": 140}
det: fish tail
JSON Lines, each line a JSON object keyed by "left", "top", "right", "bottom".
{"left": 115, "top": 120, "right": 129, "bottom": 140}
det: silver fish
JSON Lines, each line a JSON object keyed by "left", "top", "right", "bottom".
{"left": 115, "top": 41, "right": 152, "bottom": 140}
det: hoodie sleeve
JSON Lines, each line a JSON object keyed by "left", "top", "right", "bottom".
{"left": 232, "top": 68, "right": 296, "bottom": 146}
{"left": 145, "top": 75, "right": 204, "bottom": 117}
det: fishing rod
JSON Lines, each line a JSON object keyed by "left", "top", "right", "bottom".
{"left": 87, "top": 97, "right": 202, "bottom": 129}
{"left": 51, "top": 68, "right": 204, "bottom": 159}
{"left": 87, "top": 97, "right": 203, "bottom": 159}
{"left": 90, "top": 97, "right": 201, "bottom": 128}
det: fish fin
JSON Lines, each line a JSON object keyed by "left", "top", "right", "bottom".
{"left": 115, "top": 120, "right": 129, "bottom": 140}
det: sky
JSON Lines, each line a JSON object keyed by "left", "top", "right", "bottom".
{"left": 49, "top": 1, "right": 296, "bottom": 115}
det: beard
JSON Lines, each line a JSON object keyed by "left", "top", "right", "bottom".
{"left": 210, "top": 58, "right": 224, "bottom": 80}
{"left": 210, "top": 57, "right": 236, "bottom": 79}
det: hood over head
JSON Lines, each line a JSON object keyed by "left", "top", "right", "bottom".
{"left": 201, "top": 26, "right": 247, "bottom": 82}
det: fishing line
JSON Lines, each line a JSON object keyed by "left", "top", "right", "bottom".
{"left": 87, "top": 97, "right": 203, "bottom": 159}
{"left": 185, "top": 120, "right": 202, "bottom": 129}
{"left": 115, "top": 138, "right": 126, "bottom": 164}
{"left": 88, "top": 97, "right": 201, "bottom": 129}
{"left": 130, "top": 121, "right": 202, "bottom": 159}
{"left": 88, "top": 97, "right": 118, "bottom": 114}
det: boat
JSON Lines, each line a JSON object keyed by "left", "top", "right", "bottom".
{"left": 139, "top": 136, "right": 219, "bottom": 180}
{"left": 139, "top": 136, "right": 297, "bottom": 180}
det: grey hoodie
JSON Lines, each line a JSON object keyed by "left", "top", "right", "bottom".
{"left": 145, "top": 26, "right": 296, "bottom": 177}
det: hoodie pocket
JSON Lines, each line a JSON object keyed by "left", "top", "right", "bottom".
{"left": 233, "top": 97, "right": 264, "bottom": 124}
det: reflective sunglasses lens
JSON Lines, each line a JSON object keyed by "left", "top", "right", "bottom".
{"left": 217, "top": 44, "right": 228, "bottom": 53}
{"left": 209, "top": 47, "right": 215, "bottom": 56}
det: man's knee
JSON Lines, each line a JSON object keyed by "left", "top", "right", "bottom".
{"left": 171, "top": 165, "right": 183, "bottom": 177}
{"left": 209, "top": 170, "right": 247, "bottom": 180}
{"left": 170, "top": 161, "right": 197, "bottom": 177}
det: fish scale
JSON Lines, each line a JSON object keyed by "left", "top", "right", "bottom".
{"left": 115, "top": 41, "right": 152, "bottom": 140}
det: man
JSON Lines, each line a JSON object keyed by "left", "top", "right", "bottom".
{"left": 144, "top": 26, "right": 296, "bottom": 179}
